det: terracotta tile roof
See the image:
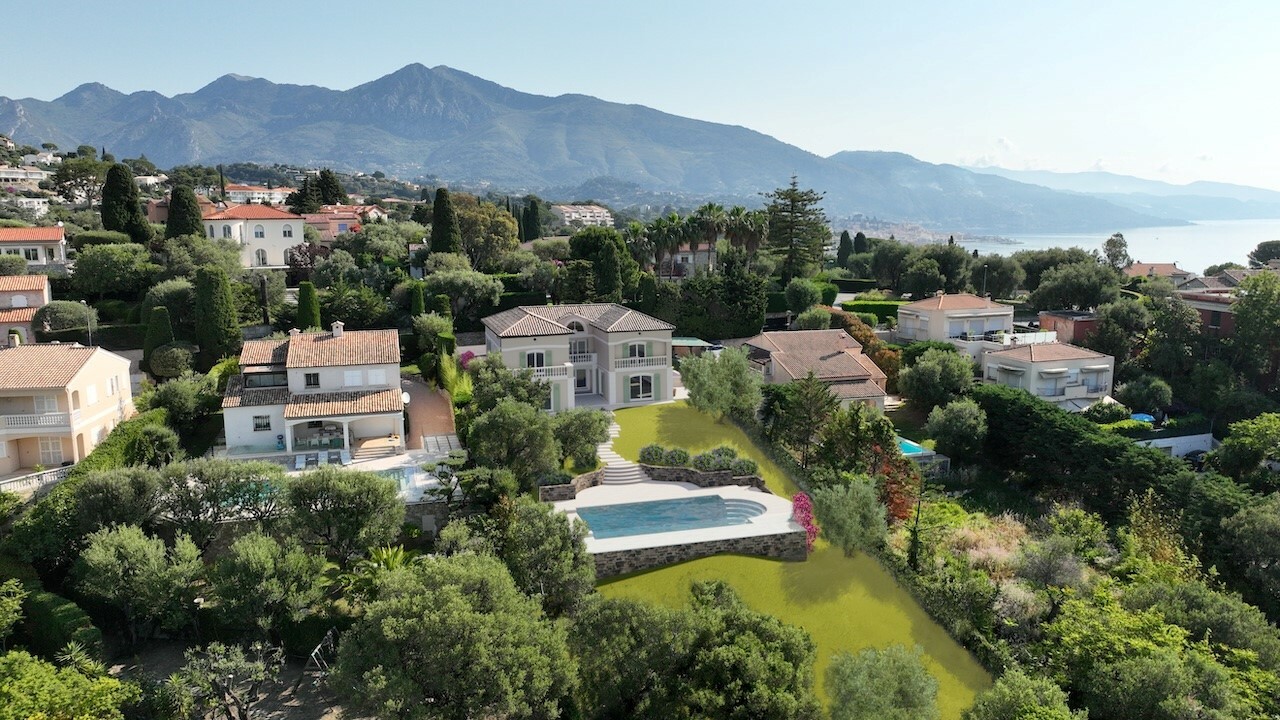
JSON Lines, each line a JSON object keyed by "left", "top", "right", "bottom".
{"left": 829, "top": 380, "right": 888, "bottom": 399}
{"left": 239, "top": 338, "right": 289, "bottom": 366}
{"left": 744, "top": 330, "right": 878, "bottom": 383}
{"left": 1124, "top": 262, "right": 1188, "bottom": 278}
{"left": 283, "top": 388, "right": 404, "bottom": 419}
{"left": 483, "top": 303, "right": 674, "bottom": 338}
{"left": 0, "top": 275, "right": 48, "bottom": 293}
{"left": 0, "top": 344, "right": 119, "bottom": 389}
{"left": 285, "top": 329, "right": 400, "bottom": 368}
{"left": 901, "top": 292, "right": 1011, "bottom": 312}
{"left": 0, "top": 227, "right": 64, "bottom": 243}
{"left": 985, "top": 342, "right": 1109, "bottom": 363}
{"left": 221, "top": 375, "right": 290, "bottom": 408}
{"left": 225, "top": 184, "right": 294, "bottom": 193}
{"left": 203, "top": 204, "right": 302, "bottom": 221}
{"left": 0, "top": 307, "right": 38, "bottom": 323}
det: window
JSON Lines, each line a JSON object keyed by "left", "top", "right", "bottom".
{"left": 1209, "top": 311, "right": 1222, "bottom": 328}
{"left": 343, "top": 370, "right": 362, "bottom": 387}
{"left": 10, "top": 295, "right": 26, "bottom": 308}
{"left": 208, "top": 225, "right": 215, "bottom": 238}
{"left": 222, "top": 225, "right": 232, "bottom": 238}
{"left": 244, "top": 372, "right": 288, "bottom": 388}
{"left": 38, "top": 437, "right": 62, "bottom": 465}
{"left": 253, "top": 224, "right": 265, "bottom": 239}
{"left": 255, "top": 249, "right": 267, "bottom": 266}
{"left": 525, "top": 351, "right": 546, "bottom": 368}
{"left": 108, "top": 376, "right": 117, "bottom": 396}
{"left": 628, "top": 342, "right": 646, "bottom": 358}
{"left": 23, "top": 248, "right": 38, "bottom": 261}
{"left": 570, "top": 339, "right": 588, "bottom": 355}
{"left": 337, "top": 223, "right": 349, "bottom": 233}
{"left": 575, "top": 368, "right": 588, "bottom": 390}
{"left": 253, "top": 416, "right": 271, "bottom": 431}
{"left": 3, "top": 249, "right": 17, "bottom": 255}
{"left": 629, "top": 375, "right": 653, "bottom": 400}
{"left": 305, "top": 372, "right": 320, "bottom": 388}
{"left": 567, "top": 321, "right": 585, "bottom": 332}
{"left": 85, "top": 384, "right": 97, "bottom": 406}
{"left": 33, "top": 395, "right": 58, "bottom": 412}
{"left": 283, "top": 224, "right": 293, "bottom": 238}
{"left": 368, "top": 369, "right": 387, "bottom": 386}
{"left": 0, "top": 440, "right": 6, "bottom": 458}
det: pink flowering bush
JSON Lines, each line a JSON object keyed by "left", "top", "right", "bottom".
{"left": 459, "top": 350, "right": 476, "bottom": 369}
{"left": 791, "top": 492, "right": 819, "bottom": 552}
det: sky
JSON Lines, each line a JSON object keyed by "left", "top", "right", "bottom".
{"left": 11, "top": 0, "right": 1280, "bottom": 190}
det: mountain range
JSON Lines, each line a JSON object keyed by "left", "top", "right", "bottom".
{"left": 3, "top": 63, "right": 1264, "bottom": 233}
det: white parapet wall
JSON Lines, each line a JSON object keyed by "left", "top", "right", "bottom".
{"left": 1134, "top": 432, "right": 1216, "bottom": 457}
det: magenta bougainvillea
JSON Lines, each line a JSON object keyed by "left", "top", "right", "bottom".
{"left": 791, "top": 492, "right": 819, "bottom": 552}
{"left": 459, "top": 350, "right": 476, "bottom": 369}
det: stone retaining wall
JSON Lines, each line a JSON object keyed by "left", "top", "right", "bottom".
{"left": 403, "top": 501, "right": 451, "bottom": 535}
{"left": 538, "top": 469, "right": 605, "bottom": 502}
{"left": 640, "top": 465, "right": 769, "bottom": 492}
{"left": 594, "top": 530, "right": 807, "bottom": 578}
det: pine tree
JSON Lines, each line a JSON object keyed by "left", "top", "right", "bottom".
{"left": 410, "top": 203, "right": 432, "bottom": 226}
{"left": 100, "top": 163, "right": 152, "bottom": 245}
{"left": 409, "top": 282, "right": 426, "bottom": 317}
{"left": 316, "top": 168, "right": 349, "bottom": 205}
{"left": 165, "top": 184, "right": 204, "bottom": 239}
{"left": 142, "top": 306, "right": 175, "bottom": 372}
{"left": 430, "top": 188, "right": 462, "bottom": 253}
{"left": 836, "top": 230, "right": 854, "bottom": 268}
{"left": 764, "top": 176, "right": 828, "bottom": 285}
{"left": 194, "top": 266, "right": 242, "bottom": 366}
{"left": 297, "top": 281, "right": 322, "bottom": 330}
{"left": 287, "top": 177, "right": 322, "bottom": 214}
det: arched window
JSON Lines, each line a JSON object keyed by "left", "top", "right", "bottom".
{"left": 255, "top": 249, "right": 267, "bottom": 266}
{"left": 282, "top": 224, "right": 293, "bottom": 238}
{"left": 567, "top": 321, "right": 585, "bottom": 332}
{"left": 207, "top": 224, "right": 215, "bottom": 238}
{"left": 253, "top": 224, "right": 265, "bottom": 239}
{"left": 222, "top": 225, "right": 232, "bottom": 238}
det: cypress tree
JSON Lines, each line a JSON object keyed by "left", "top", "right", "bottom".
{"left": 409, "top": 282, "right": 426, "bottom": 317}
{"left": 287, "top": 177, "right": 322, "bottom": 214}
{"left": 297, "top": 281, "right": 322, "bottom": 330}
{"left": 836, "top": 230, "right": 854, "bottom": 268}
{"left": 524, "top": 201, "right": 542, "bottom": 240}
{"left": 432, "top": 294, "right": 452, "bottom": 317}
{"left": 430, "top": 188, "right": 462, "bottom": 253}
{"left": 142, "top": 306, "right": 174, "bottom": 372}
{"left": 100, "top": 163, "right": 152, "bottom": 245}
{"left": 194, "top": 266, "right": 242, "bottom": 367}
{"left": 165, "top": 184, "right": 204, "bottom": 239}
{"left": 853, "top": 231, "right": 869, "bottom": 254}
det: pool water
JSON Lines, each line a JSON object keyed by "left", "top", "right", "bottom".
{"left": 376, "top": 467, "right": 416, "bottom": 489}
{"left": 897, "top": 437, "right": 928, "bottom": 456}
{"left": 577, "top": 496, "right": 765, "bottom": 539}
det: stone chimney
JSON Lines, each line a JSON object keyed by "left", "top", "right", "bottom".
{"left": 331, "top": 321, "right": 344, "bottom": 338}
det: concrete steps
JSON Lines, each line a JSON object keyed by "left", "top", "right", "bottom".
{"left": 598, "top": 420, "right": 649, "bottom": 485}
{"left": 351, "top": 445, "right": 397, "bottom": 463}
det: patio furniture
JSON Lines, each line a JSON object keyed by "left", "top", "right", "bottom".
{"left": 294, "top": 455, "right": 306, "bottom": 471}
{"left": 306, "top": 453, "right": 319, "bottom": 468}
{"left": 340, "top": 450, "right": 353, "bottom": 466}
{"left": 327, "top": 451, "right": 341, "bottom": 465}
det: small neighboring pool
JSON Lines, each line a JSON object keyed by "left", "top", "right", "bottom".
{"left": 375, "top": 467, "right": 417, "bottom": 489}
{"left": 897, "top": 437, "right": 929, "bottom": 456}
{"left": 577, "top": 496, "right": 765, "bottom": 539}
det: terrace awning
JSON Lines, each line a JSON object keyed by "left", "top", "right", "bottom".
{"left": 1038, "top": 368, "right": 1069, "bottom": 376}
{"left": 1081, "top": 365, "right": 1110, "bottom": 372}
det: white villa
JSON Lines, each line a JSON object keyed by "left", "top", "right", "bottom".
{"left": 202, "top": 204, "right": 303, "bottom": 269}
{"left": 896, "top": 292, "right": 1058, "bottom": 359}
{"left": 982, "top": 342, "right": 1115, "bottom": 412}
{"left": 221, "top": 323, "right": 406, "bottom": 458}
{"left": 482, "top": 303, "right": 674, "bottom": 411}
{"left": 224, "top": 184, "right": 294, "bottom": 205}
{"left": 0, "top": 226, "right": 68, "bottom": 269}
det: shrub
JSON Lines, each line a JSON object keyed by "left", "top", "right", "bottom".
{"left": 438, "top": 353, "right": 473, "bottom": 406}
{"left": 67, "top": 408, "right": 170, "bottom": 479}
{"left": 795, "top": 306, "right": 832, "bottom": 330}
{"left": 149, "top": 342, "right": 196, "bottom": 379}
{"left": 926, "top": 399, "right": 988, "bottom": 463}
{"left": 1082, "top": 401, "right": 1130, "bottom": 424}
{"left": 663, "top": 448, "right": 690, "bottom": 466}
{"left": 21, "top": 590, "right": 103, "bottom": 660}
{"left": 855, "top": 312, "right": 878, "bottom": 327}
{"left": 691, "top": 452, "right": 719, "bottom": 472}
{"left": 1099, "top": 418, "right": 1155, "bottom": 436}
{"left": 730, "top": 458, "right": 759, "bottom": 476}
{"left": 784, "top": 278, "right": 823, "bottom": 313}
{"left": 534, "top": 470, "right": 574, "bottom": 487}
{"left": 839, "top": 300, "right": 905, "bottom": 323}
{"left": 95, "top": 299, "right": 136, "bottom": 323}
{"left": 817, "top": 282, "right": 839, "bottom": 306}
{"left": 69, "top": 229, "right": 131, "bottom": 251}
{"left": 791, "top": 492, "right": 818, "bottom": 552}
{"left": 638, "top": 444, "right": 666, "bottom": 464}
{"left": 32, "top": 301, "right": 96, "bottom": 334}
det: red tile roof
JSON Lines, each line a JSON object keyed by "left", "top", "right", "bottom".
{"left": 986, "top": 342, "right": 1109, "bottom": 363}
{"left": 0, "top": 344, "right": 119, "bottom": 389}
{"left": 1124, "top": 262, "right": 1188, "bottom": 278}
{"left": 0, "top": 275, "right": 48, "bottom": 293}
{"left": 744, "top": 330, "right": 883, "bottom": 384}
{"left": 0, "top": 227, "right": 64, "bottom": 243}
{"left": 901, "top": 292, "right": 1010, "bottom": 311}
{"left": 0, "top": 307, "right": 37, "bottom": 324}
{"left": 483, "top": 304, "right": 674, "bottom": 337}
{"left": 284, "top": 388, "right": 403, "bottom": 419}
{"left": 203, "top": 204, "right": 302, "bottom": 220}
{"left": 237, "top": 329, "right": 401, "bottom": 369}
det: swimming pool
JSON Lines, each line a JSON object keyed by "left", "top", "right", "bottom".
{"left": 897, "top": 437, "right": 928, "bottom": 456}
{"left": 375, "top": 467, "right": 417, "bottom": 489}
{"left": 577, "top": 496, "right": 766, "bottom": 539}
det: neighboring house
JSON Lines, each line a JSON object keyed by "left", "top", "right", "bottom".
{"left": 482, "top": 303, "right": 675, "bottom": 411}
{"left": 0, "top": 226, "right": 68, "bottom": 269}
{"left": 0, "top": 166, "right": 51, "bottom": 187}
{"left": 202, "top": 204, "right": 303, "bottom": 268}
{"left": 145, "top": 193, "right": 218, "bottom": 223}
{"left": 224, "top": 184, "right": 294, "bottom": 205}
{"left": 742, "top": 329, "right": 888, "bottom": 409}
{"left": 3, "top": 196, "right": 50, "bottom": 218}
{"left": 317, "top": 204, "right": 389, "bottom": 222}
{"left": 660, "top": 242, "right": 717, "bottom": 278}
{"left": 0, "top": 275, "right": 51, "bottom": 344}
{"left": 133, "top": 174, "right": 168, "bottom": 188}
{"left": 896, "top": 292, "right": 1057, "bottom": 360}
{"left": 1124, "top": 262, "right": 1193, "bottom": 286}
{"left": 20, "top": 151, "right": 60, "bottom": 165}
{"left": 982, "top": 342, "right": 1115, "bottom": 412}
{"left": 0, "top": 343, "right": 134, "bottom": 475}
{"left": 550, "top": 204, "right": 614, "bottom": 228}
{"left": 301, "top": 212, "right": 362, "bottom": 242}
{"left": 221, "top": 323, "right": 405, "bottom": 457}
{"left": 1037, "top": 310, "right": 1098, "bottom": 345}
{"left": 1178, "top": 290, "right": 1237, "bottom": 339}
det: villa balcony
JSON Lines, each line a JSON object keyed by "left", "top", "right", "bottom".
{"left": 610, "top": 356, "right": 670, "bottom": 371}
{"left": 532, "top": 364, "right": 571, "bottom": 379}
{"left": 0, "top": 411, "right": 79, "bottom": 435}
{"left": 569, "top": 352, "right": 597, "bottom": 367}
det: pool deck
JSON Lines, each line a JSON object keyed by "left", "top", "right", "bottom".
{"left": 554, "top": 480, "right": 799, "bottom": 554}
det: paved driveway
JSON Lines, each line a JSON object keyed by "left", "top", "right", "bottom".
{"left": 400, "top": 377, "right": 455, "bottom": 449}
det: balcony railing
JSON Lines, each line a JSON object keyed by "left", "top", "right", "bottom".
{"left": 532, "top": 364, "right": 571, "bottom": 379}
{"left": 611, "top": 356, "right": 670, "bottom": 371}
{"left": 569, "top": 352, "right": 597, "bottom": 366}
{"left": 1, "top": 411, "right": 78, "bottom": 431}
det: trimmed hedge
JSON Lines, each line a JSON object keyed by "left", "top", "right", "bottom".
{"left": 839, "top": 300, "right": 906, "bottom": 322}
{"left": 817, "top": 282, "right": 839, "bottom": 306}
{"left": 766, "top": 292, "right": 788, "bottom": 314}
{"left": 67, "top": 408, "right": 170, "bottom": 480}
{"left": 22, "top": 590, "right": 104, "bottom": 660}
{"left": 637, "top": 443, "right": 758, "bottom": 476}
{"left": 38, "top": 323, "right": 147, "bottom": 351}
{"left": 69, "top": 230, "right": 131, "bottom": 251}
{"left": 831, "top": 278, "right": 878, "bottom": 292}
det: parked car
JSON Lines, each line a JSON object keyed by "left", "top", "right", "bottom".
{"left": 1182, "top": 449, "right": 1208, "bottom": 471}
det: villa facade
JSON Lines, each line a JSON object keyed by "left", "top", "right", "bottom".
{"left": 203, "top": 204, "right": 303, "bottom": 269}
{"left": 896, "top": 291, "right": 1057, "bottom": 360}
{"left": 482, "top": 303, "right": 674, "bottom": 411}
{"left": 222, "top": 323, "right": 405, "bottom": 456}
{"left": 741, "top": 329, "right": 888, "bottom": 409}
{"left": 0, "top": 344, "right": 134, "bottom": 476}
{"left": 0, "top": 274, "right": 50, "bottom": 344}
{"left": 982, "top": 342, "right": 1115, "bottom": 412}
{"left": 0, "top": 226, "right": 68, "bottom": 270}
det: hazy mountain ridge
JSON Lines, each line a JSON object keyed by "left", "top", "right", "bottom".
{"left": 0, "top": 64, "right": 1187, "bottom": 232}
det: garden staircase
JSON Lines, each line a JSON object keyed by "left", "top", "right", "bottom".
{"left": 599, "top": 420, "right": 649, "bottom": 485}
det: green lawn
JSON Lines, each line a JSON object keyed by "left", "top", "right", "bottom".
{"left": 605, "top": 402, "right": 991, "bottom": 718}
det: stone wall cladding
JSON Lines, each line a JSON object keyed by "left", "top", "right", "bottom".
{"left": 594, "top": 530, "right": 807, "bottom": 578}
{"left": 640, "top": 465, "right": 769, "bottom": 492}
{"left": 538, "top": 469, "right": 605, "bottom": 502}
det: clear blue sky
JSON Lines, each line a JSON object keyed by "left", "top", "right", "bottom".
{"left": 11, "top": 0, "right": 1279, "bottom": 189}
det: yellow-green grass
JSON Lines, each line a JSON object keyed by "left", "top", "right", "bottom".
{"left": 606, "top": 402, "right": 992, "bottom": 718}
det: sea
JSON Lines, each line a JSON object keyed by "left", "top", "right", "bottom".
{"left": 957, "top": 218, "right": 1280, "bottom": 276}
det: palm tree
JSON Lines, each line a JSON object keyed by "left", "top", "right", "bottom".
{"left": 621, "top": 220, "right": 652, "bottom": 269}
{"left": 726, "top": 205, "right": 768, "bottom": 258}
{"left": 650, "top": 213, "right": 684, "bottom": 280}
{"left": 691, "top": 202, "right": 727, "bottom": 272}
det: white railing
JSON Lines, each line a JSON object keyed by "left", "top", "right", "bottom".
{"left": 532, "top": 364, "right": 571, "bottom": 379}
{"left": 569, "top": 352, "right": 597, "bottom": 366}
{"left": 1, "top": 411, "right": 77, "bottom": 430}
{"left": 0, "top": 465, "right": 73, "bottom": 495}
{"left": 611, "top": 356, "right": 670, "bottom": 371}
